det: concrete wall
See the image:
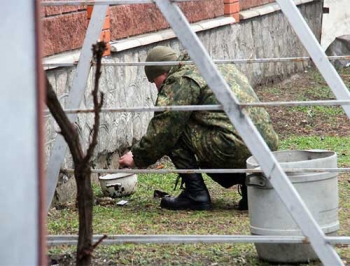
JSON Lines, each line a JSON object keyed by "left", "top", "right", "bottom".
{"left": 45, "top": 1, "right": 323, "bottom": 204}
{"left": 321, "top": 0, "right": 350, "bottom": 50}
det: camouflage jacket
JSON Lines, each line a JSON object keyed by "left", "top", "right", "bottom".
{"left": 131, "top": 54, "right": 278, "bottom": 167}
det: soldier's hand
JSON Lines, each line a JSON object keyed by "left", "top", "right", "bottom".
{"left": 119, "top": 151, "right": 135, "bottom": 168}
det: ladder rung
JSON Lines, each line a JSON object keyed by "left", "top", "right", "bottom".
{"left": 42, "top": 99, "right": 350, "bottom": 116}
{"left": 60, "top": 168, "right": 350, "bottom": 174}
{"left": 41, "top": 0, "right": 201, "bottom": 6}
{"left": 46, "top": 235, "right": 350, "bottom": 246}
{"left": 42, "top": 55, "right": 350, "bottom": 68}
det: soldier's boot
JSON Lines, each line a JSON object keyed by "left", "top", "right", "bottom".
{"left": 237, "top": 184, "right": 248, "bottom": 211}
{"left": 208, "top": 173, "right": 248, "bottom": 210}
{"left": 236, "top": 173, "right": 248, "bottom": 210}
{"left": 160, "top": 173, "right": 212, "bottom": 211}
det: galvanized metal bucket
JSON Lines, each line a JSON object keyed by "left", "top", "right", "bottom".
{"left": 246, "top": 150, "right": 339, "bottom": 263}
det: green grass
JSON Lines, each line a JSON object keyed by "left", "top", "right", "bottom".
{"left": 280, "top": 136, "right": 350, "bottom": 167}
{"left": 293, "top": 105, "right": 345, "bottom": 116}
{"left": 47, "top": 139, "right": 350, "bottom": 265}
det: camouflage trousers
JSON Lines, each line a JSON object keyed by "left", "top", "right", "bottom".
{"left": 168, "top": 123, "right": 252, "bottom": 188}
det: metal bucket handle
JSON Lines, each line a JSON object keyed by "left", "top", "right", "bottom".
{"left": 246, "top": 173, "right": 268, "bottom": 188}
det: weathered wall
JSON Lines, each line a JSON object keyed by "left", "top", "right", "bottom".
{"left": 46, "top": 1, "right": 323, "bottom": 204}
{"left": 321, "top": 0, "right": 350, "bottom": 50}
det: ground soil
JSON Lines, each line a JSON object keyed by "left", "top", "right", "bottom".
{"left": 254, "top": 68, "right": 350, "bottom": 138}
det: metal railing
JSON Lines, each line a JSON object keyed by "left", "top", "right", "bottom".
{"left": 43, "top": 0, "right": 350, "bottom": 264}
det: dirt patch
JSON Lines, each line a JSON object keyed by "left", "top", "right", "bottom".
{"left": 255, "top": 67, "right": 350, "bottom": 138}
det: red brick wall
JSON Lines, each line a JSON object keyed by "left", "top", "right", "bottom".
{"left": 240, "top": 0, "right": 275, "bottom": 10}
{"left": 42, "top": 12, "right": 87, "bottom": 57}
{"left": 42, "top": 3, "right": 87, "bottom": 57}
{"left": 42, "top": 0, "right": 280, "bottom": 57}
{"left": 42, "top": 1, "right": 223, "bottom": 57}
{"left": 224, "top": 0, "right": 240, "bottom": 22}
{"left": 109, "top": 1, "right": 224, "bottom": 40}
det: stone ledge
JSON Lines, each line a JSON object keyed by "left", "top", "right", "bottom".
{"left": 240, "top": 0, "right": 316, "bottom": 20}
{"left": 43, "top": 16, "right": 235, "bottom": 69}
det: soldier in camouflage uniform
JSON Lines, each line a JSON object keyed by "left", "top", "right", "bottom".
{"left": 119, "top": 46, "right": 278, "bottom": 211}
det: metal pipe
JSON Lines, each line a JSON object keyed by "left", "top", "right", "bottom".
{"left": 43, "top": 100, "right": 350, "bottom": 115}
{"left": 46, "top": 235, "right": 350, "bottom": 246}
{"left": 43, "top": 55, "right": 350, "bottom": 68}
{"left": 327, "top": 237, "right": 350, "bottom": 246}
{"left": 240, "top": 100, "right": 350, "bottom": 107}
{"left": 44, "top": 105, "right": 222, "bottom": 115}
{"left": 61, "top": 167, "right": 350, "bottom": 174}
{"left": 41, "top": 0, "right": 200, "bottom": 6}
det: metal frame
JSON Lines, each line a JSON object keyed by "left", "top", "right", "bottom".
{"left": 43, "top": 55, "right": 350, "bottom": 68}
{"left": 43, "top": 0, "right": 350, "bottom": 265}
{"left": 41, "top": 0, "right": 200, "bottom": 6}
{"left": 47, "top": 234, "right": 350, "bottom": 246}
{"left": 154, "top": 0, "right": 345, "bottom": 264}
{"left": 60, "top": 167, "right": 350, "bottom": 174}
{"left": 43, "top": 99, "right": 350, "bottom": 115}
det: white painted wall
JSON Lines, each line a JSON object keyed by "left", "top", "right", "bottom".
{"left": 321, "top": 0, "right": 350, "bottom": 50}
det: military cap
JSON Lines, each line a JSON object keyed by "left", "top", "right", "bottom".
{"left": 144, "top": 46, "right": 178, "bottom": 82}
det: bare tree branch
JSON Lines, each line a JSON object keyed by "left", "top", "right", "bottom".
{"left": 84, "top": 41, "right": 106, "bottom": 164}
